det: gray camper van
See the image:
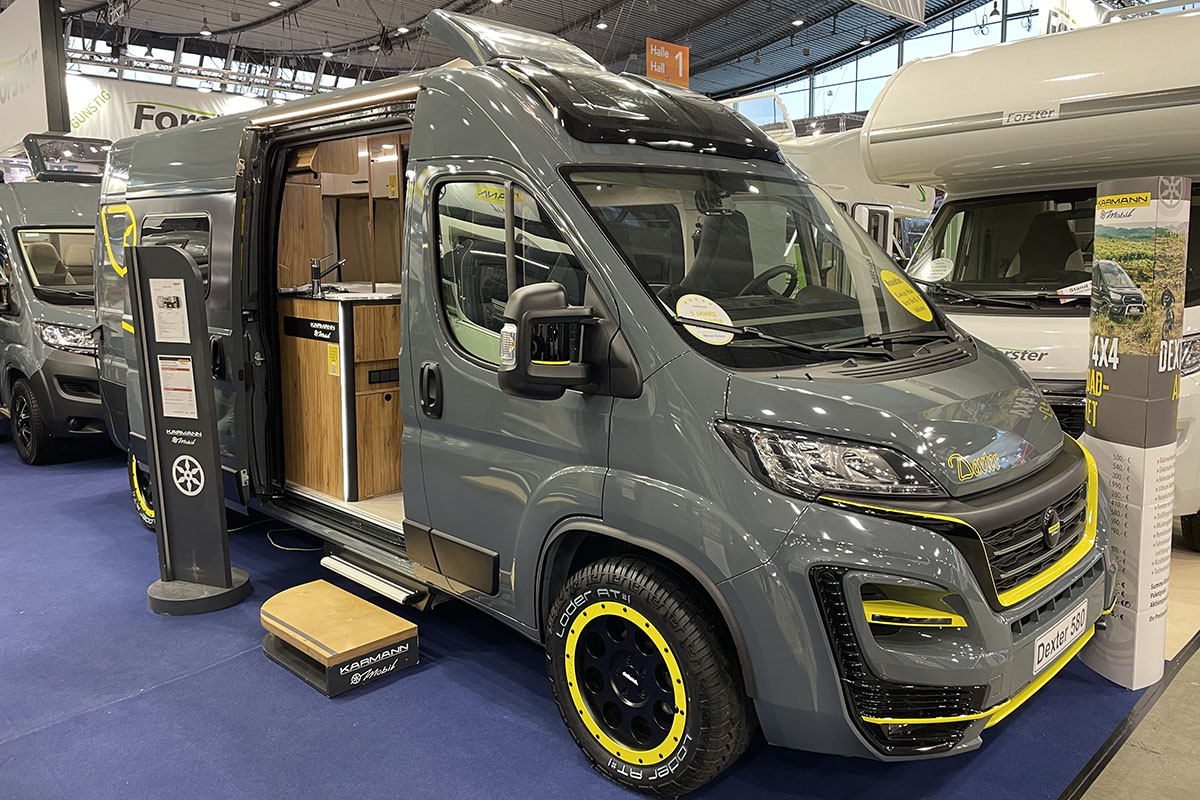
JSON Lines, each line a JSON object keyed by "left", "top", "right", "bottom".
{"left": 0, "top": 136, "right": 108, "bottom": 463}
{"left": 96, "top": 12, "right": 1115, "bottom": 795}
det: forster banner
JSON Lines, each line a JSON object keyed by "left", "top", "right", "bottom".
{"left": 1081, "top": 176, "right": 1192, "bottom": 689}
{"left": 853, "top": 0, "right": 925, "bottom": 25}
{"left": 66, "top": 74, "right": 266, "bottom": 142}
{"left": 0, "top": 0, "right": 69, "bottom": 153}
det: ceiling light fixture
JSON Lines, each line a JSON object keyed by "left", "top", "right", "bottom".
{"left": 791, "top": 17, "right": 805, "bottom": 27}
{"left": 321, "top": 37, "right": 334, "bottom": 58}
{"left": 753, "top": 51, "right": 761, "bottom": 65}
{"left": 268, "top": 0, "right": 281, "bottom": 7}
{"left": 860, "top": 28, "right": 871, "bottom": 45}
{"left": 831, "top": 13, "right": 838, "bottom": 35}
{"left": 989, "top": 1, "right": 1001, "bottom": 18}
{"left": 490, "top": 0, "right": 504, "bottom": 4}
{"left": 396, "top": 25, "right": 410, "bottom": 34}
{"left": 200, "top": 14, "right": 212, "bottom": 36}
{"left": 595, "top": 16, "right": 609, "bottom": 30}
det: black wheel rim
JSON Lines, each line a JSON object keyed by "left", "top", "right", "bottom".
{"left": 12, "top": 394, "right": 31, "bottom": 451}
{"left": 573, "top": 614, "right": 679, "bottom": 751}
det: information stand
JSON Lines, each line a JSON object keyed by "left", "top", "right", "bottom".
{"left": 1080, "top": 176, "right": 1192, "bottom": 689}
{"left": 127, "top": 245, "right": 251, "bottom": 614}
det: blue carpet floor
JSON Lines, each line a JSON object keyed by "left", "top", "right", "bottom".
{"left": 0, "top": 443, "right": 1143, "bottom": 799}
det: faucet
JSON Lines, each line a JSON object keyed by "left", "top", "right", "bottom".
{"left": 310, "top": 255, "right": 347, "bottom": 298}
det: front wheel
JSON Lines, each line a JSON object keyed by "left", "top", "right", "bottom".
{"left": 546, "top": 556, "right": 753, "bottom": 796}
{"left": 128, "top": 451, "right": 156, "bottom": 529}
{"left": 10, "top": 378, "right": 54, "bottom": 465}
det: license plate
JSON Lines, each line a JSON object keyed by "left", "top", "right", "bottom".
{"left": 1033, "top": 600, "right": 1089, "bottom": 675}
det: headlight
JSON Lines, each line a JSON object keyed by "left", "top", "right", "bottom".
{"left": 38, "top": 323, "right": 96, "bottom": 356}
{"left": 1109, "top": 290, "right": 1121, "bottom": 300}
{"left": 1182, "top": 334, "right": 1200, "bottom": 377}
{"left": 716, "top": 421, "right": 945, "bottom": 499}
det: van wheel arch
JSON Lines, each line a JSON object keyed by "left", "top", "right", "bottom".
{"left": 537, "top": 521, "right": 757, "bottom": 697}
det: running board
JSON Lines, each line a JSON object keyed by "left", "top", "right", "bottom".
{"left": 321, "top": 554, "right": 429, "bottom": 609}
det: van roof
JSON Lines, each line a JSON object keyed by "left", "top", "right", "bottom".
{"left": 862, "top": 10, "right": 1200, "bottom": 195}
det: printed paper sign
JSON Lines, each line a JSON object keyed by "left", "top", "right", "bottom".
{"left": 881, "top": 269, "right": 933, "bottom": 322}
{"left": 924, "top": 257, "right": 955, "bottom": 282}
{"left": 1057, "top": 279, "right": 1091, "bottom": 303}
{"left": 149, "top": 277, "right": 190, "bottom": 343}
{"left": 328, "top": 343, "right": 340, "bottom": 376}
{"left": 157, "top": 355, "right": 198, "bottom": 419}
{"left": 675, "top": 294, "right": 734, "bottom": 345}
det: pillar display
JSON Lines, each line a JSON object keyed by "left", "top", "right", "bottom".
{"left": 1080, "top": 176, "right": 1191, "bottom": 689}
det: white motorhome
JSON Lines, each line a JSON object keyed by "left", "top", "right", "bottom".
{"left": 724, "top": 93, "right": 935, "bottom": 261}
{"left": 861, "top": 9, "right": 1200, "bottom": 546}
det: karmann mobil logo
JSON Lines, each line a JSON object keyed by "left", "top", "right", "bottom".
{"left": 946, "top": 451, "right": 1003, "bottom": 482}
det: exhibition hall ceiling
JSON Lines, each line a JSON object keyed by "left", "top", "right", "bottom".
{"left": 56, "top": 0, "right": 989, "bottom": 95}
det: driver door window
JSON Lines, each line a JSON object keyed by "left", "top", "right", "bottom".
{"left": 434, "top": 181, "right": 589, "bottom": 365}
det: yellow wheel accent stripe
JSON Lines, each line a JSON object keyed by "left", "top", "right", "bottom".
{"left": 862, "top": 599, "right": 967, "bottom": 628}
{"left": 564, "top": 602, "right": 687, "bottom": 766}
{"left": 131, "top": 455, "right": 155, "bottom": 520}
{"left": 861, "top": 625, "right": 1094, "bottom": 727}
{"left": 823, "top": 437, "right": 1100, "bottom": 608}
{"left": 101, "top": 204, "right": 138, "bottom": 278}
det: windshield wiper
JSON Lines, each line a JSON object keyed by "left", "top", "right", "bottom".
{"left": 907, "top": 277, "right": 1036, "bottom": 310}
{"left": 35, "top": 285, "right": 93, "bottom": 300}
{"left": 670, "top": 315, "right": 896, "bottom": 361}
{"left": 999, "top": 291, "right": 1090, "bottom": 304}
{"left": 824, "top": 329, "right": 960, "bottom": 350}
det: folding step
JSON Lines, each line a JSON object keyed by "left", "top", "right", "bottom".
{"left": 260, "top": 579, "right": 419, "bottom": 696}
{"left": 320, "top": 553, "right": 431, "bottom": 608}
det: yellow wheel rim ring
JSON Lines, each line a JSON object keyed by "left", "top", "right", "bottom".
{"left": 564, "top": 601, "right": 687, "bottom": 765}
{"left": 131, "top": 455, "right": 155, "bottom": 520}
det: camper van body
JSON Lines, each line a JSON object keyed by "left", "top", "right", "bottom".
{"left": 722, "top": 92, "right": 935, "bottom": 260}
{"left": 95, "top": 11, "right": 1113, "bottom": 794}
{"left": 0, "top": 180, "right": 105, "bottom": 463}
{"left": 863, "top": 10, "right": 1200, "bottom": 529}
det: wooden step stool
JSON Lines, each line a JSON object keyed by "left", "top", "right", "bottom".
{"left": 261, "top": 580, "right": 418, "bottom": 697}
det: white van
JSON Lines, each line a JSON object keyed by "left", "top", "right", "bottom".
{"left": 861, "top": 9, "right": 1200, "bottom": 546}
{"left": 723, "top": 93, "right": 935, "bottom": 262}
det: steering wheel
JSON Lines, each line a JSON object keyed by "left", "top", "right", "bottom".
{"left": 739, "top": 264, "right": 798, "bottom": 297}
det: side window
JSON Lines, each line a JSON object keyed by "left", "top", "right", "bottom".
{"left": 434, "top": 181, "right": 589, "bottom": 365}
{"left": 141, "top": 215, "right": 212, "bottom": 291}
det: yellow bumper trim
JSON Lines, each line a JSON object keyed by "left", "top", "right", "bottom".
{"left": 861, "top": 625, "right": 1094, "bottom": 727}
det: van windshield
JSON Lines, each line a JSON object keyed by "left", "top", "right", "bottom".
{"left": 16, "top": 228, "right": 95, "bottom": 302}
{"left": 569, "top": 167, "right": 947, "bottom": 368}
{"left": 908, "top": 189, "right": 1200, "bottom": 306}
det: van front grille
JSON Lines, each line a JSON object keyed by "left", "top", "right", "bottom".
{"left": 980, "top": 482, "right": 1088, "bottom": 595}
{"left": 811, "top": 566, "right": 985, "bottom": 755}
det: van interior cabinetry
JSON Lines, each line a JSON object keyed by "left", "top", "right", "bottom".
{"left": 279, "top": 296, "right": 343, "bottom": 498}
{"left": 353, "top": 303, "right": 403, "bottom": 500}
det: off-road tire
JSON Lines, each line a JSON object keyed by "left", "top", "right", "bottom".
{"left": 1182, "top": 514, "right": 1200, "bottom": 552}
{"left": 10, "top": 378, "right": 54, "bottom": 465}
{"left": 128, "top": 451, "right": 156, "bottom": 530}
{"left": 546, "top": 556, "right": 754, "bottom": 797}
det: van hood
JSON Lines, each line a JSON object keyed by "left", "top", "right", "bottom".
{"left": 33, "top": 302, "right": 94, "bottom": 328}
{"left": 941, "top": 311, "right": 1090, "bottom": 382}
{"left": 725, "top": 346, "right": 1064, "bottom": 498}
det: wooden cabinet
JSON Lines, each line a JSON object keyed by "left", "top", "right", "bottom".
{"left": 278, "top": 296, "right": 403, "bottom": 501}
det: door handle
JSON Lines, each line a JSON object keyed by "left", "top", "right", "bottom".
{"left": 419, "top": 360, "right": 443, "bottom": 419}
{"left": 210, "top": 336, "right": 225, "bottom": 380}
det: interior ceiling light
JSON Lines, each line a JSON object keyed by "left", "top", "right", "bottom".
{"left": 200, "top": 14, "right": 212, "bottom": 36}
{"left": 791, "top": 17, "right": 805, "bottom": 27}
{"left": 647, "top": 0, "right": 657, "bottom": 12}
{"left": 990, "top": 1, "right": 1001, "bottom": 18}
{"left": 321, "top": 37, "right": 334, "bottom": 58}
{"left": 860, "top": 27, "right": 871, "bottom": 45}
{"left": 596, "top": 17, "right": 609, "bottom": 30}
{"left": 268, "top": 0, "right": 282, "bottom": 7}
{"left": 396, "top": 25, "right": 410, "bottom": 34}
{"left": 753, "top": 51, "right": 761, "bottom": 65}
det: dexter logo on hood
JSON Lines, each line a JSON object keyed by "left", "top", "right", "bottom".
{"left": 947, "top": 451, "right": 1005, "bottom": 482}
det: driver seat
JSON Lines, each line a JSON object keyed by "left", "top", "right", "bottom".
{"left": 680, "top": 212, "right": 753, "bottom": 297}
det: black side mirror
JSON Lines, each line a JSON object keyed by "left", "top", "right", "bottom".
{"left": 498, "top": 282, "right": 595, "bottom": 401}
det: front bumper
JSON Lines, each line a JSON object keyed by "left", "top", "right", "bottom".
{"left": 720, "top": 439, "right": 1114, "bottom": 760}
{"left": 29, "top": 349, "right": 106, "bottom": 439}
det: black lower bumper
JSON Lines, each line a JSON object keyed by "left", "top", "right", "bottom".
{"left": 29, "top": 350, "right": 107, "bottom": 439}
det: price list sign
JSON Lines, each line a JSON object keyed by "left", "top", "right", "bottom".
{"left": 1080, "top": 176, "right": 1191, "bottom": 689}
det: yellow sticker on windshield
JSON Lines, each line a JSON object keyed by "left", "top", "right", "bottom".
{"left": 881, "top": 269, "right": 933, "bottom": 322}
{"left": 675, "top": 294, "right": 734, "bottom": 346}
